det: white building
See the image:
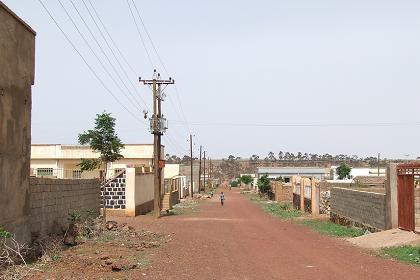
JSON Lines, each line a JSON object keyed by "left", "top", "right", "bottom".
{"left": 30, "top": 144, "right": 163, "bottom": 179}
{"left": 164, "top": 164, "right": 188, "bottom": 198}
{"left": 330, "top": 166, "right": 386, "bottom": 180}
{"left": 257, "top": 167, "right": 330, "bottom": 182}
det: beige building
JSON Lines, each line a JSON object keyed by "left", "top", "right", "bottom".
{"left": 0, "top": 1, "right": 36, "bottom": 242}
{"left": 31, "top": 144, "right": 164, "bottom": 179}
{"left": 164, "top": 164, "right": 188, "bottom": 198}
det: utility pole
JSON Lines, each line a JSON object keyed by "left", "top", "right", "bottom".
{"left": 377, "top": 153, "right": 380, "bottom": 176}
{"left": 199, "top": 145, "right": 202, "bottom": 193}
{"left": 190, "top": 134, "right": 194, "bottom": 198}
{"left": 203, "top": 151, "right": 206, "bottom": 193}
{"left": 140, "top": 71, "right": 174, "bottom": 218}
{"left": 208, "top": 158, "right": 211, "bottom": 188}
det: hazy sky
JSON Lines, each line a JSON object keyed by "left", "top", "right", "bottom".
{"left": 4, "top": 0, "right": 420, "bottom": 159}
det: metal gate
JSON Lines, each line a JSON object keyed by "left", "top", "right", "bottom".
{"left": 397, "top": 164, "right": 420, "bottom": 231}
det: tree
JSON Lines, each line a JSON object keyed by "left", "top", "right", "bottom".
{"left": 230, "top": 180, "right": 239, "bottom": 188}
{"left": 336, "top": 163, "right": 352, "bottom": 180}
{"left": 257, "top": 175, "right": 271, "bottom": 194}
{"left": 240, "top": 175, "right": 253, "bottom": 185}
{"left": 78, "top": 112, "right": 124, "bottom": 223}
{"left": 278, "top": 151, "right": 284, "bottom": 161}
{"left": 274, "top": 176, "right": 283, "bottom": 182}
{"left": 268, "top": 152, "right": 276, "bottom": 162}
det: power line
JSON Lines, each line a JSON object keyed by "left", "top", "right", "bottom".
{"left": 69, "top": 0, "right": 148, "bottom": 112}
{"left": 57, "top": 0, "right": 145, "bottom": 116}
{"left": 37, "top": 0, "right": 144, "bottom": 124}
{"left": 85, "top": 0, "right": 138, "bottom": 76}
{"left": 78, "top": 0, "right": 150, "bottom": 111}
{"left": 129, "top": 0, "right": 192, "bottom": 134}
{"left": 126, "top": 0, "right": 154, "bottom": 69}
{"left": 171, "top": 120, "right": 420, "bottom": 128}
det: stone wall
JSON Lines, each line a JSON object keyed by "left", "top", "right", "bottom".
{"left": 330, "top": 187, "right": 388, "bottom": 232}
{"left": 101, "top": 172, "right": 126, "bottom": 211}
{"left": 0, "top": 2, "right": 36, "bottom": 243}
{"left": 29, "top": 178, "right": 100, "bottom": 237}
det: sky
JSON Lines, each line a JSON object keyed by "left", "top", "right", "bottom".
{"left": 3, "top": 0, "right": 420, "bottom": 160}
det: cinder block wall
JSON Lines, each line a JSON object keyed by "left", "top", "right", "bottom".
{"left": 29, "top": 178, "right": 100, "bottom": 237}
{"left": 331, "top": 187, "right": 387, "bottom": 231}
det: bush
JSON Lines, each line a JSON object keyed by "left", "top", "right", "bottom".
{"left": 230, "top": 181, "right": 239, "bottom": 188}
{"left": 258, "top": 175, "right": 271, "bottom": 194}
{"left": 240, "top": 175, "right": 253, "bottom": 185}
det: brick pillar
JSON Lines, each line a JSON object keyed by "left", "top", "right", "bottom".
{"left": 311, "top": 178, "right": 320, "bottom": 216}
{"left": 300, "top": 178, "right": 305, "bottom": 213}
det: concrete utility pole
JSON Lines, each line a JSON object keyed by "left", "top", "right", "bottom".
{"left": 203, "top": 151, "right": 206, "bottom": 193}
{"left": 140, "top": 71, "right": 174, "bottom": 218}
{"left": 190, "top": 134, "right": 194, "bottom": 198}
{"left": 199, "top": 145, "right": 202, "bottom": 193}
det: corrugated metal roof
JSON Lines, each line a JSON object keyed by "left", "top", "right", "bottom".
{"left": 257, "top": 167, "right": 328, "bottom": 174}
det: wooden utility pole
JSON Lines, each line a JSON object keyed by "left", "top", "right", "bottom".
{"left": 190, "top": 134, "right": 194, "bottom": 198}
{"left": 209, "top": 158, "right": 212, "bottom": 188}
{"left": 203, "top": 151, "right": 206, "bottom": 193}
{"left": 199, "top": 145, "right": 202, "bottom": 193}
{"left": 139, "top": 71, "right": 174, "bottom": 217}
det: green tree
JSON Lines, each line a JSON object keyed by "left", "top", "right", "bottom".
{"left": 78, "top": 112, "right": 124, "bottom": 223}
{"left": 274, "top": 176, "right": 283, "bottom": 182}
{"left": 336, "top": 163, "right": 352, "bottom": 179}
{"left": 258, "top": 175, "right": 271, "bottom": 194}
{"left": 230, "top": 180, "right": 239, "bottom": 188}
{"left": 240, "top": 175, "right": 253, "bottom": 185}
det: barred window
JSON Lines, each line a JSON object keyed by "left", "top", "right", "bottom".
{"left": 37, "top": 168, "right": 53, "bottom": 177}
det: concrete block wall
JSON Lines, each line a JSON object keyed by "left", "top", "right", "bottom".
{"left": 29, "top": 178, "right": 100, "bottom": 237}
{"left": 331, "top": 187, "right": 387, "bottom": 231}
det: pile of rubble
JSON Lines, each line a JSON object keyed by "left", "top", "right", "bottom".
{"left": 319, "top": 191, "right": 331, "bottom": 215}
{"left": 193, "top": 194, "right": 212, "bottom": 200}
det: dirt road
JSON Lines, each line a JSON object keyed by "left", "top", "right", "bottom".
{"left": 120, "top": 188, "right": 420, "bottom": 280}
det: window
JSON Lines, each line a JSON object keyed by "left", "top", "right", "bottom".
{"left": 73, "top": 170, "right": 82, "bottom": 179}
{"left": 37, "top": 168, "right": 53, "bottom": 177}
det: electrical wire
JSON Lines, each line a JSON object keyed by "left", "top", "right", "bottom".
{"left": 86, "top": 0, "right": 138, "bottom": 77}
{"left": 37, "top": 0, "right": 144, "bottom": 124}
{"left": 57, "top": 0, "right": 145, "bottom": 116}
{"left": 171, "top": 120, "right": 420, "bottom": 128}
{"left": 126, "top": 0, "right": 154, "bottom": 69}
{"left": 129, "top": 0, "right": 192, "bottom": 134}
{"left": 69, "top": 0, "right": 148, "bottom": 112}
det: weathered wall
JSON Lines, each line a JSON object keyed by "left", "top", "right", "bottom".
{"left": 273, "top": 182, "right": 292, "bottom": 203}
{"left": 29, "top": 178, "right": 100, "bottom": 237}
{"left": 124, "top": 168, "right": 154, "bottom": 216}
{"left": 331, "top": 187, "right": 388, "bottom": 232}
{"left": 0, "top": 3, "right": 35, "bottom": 242}
{"left": 134, "top": 170, "right": 154, "bottom": 215}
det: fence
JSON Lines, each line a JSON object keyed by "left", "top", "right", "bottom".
{"left": 292, "top": 176, "right": 320, "bottom": 215}
{"left": 30, "top": 168, "right": 124, "bottom": 180}
{"left": 330, "top": 187, "right": 388, "bottom": 232}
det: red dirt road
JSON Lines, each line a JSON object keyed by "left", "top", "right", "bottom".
{"left": 120, "top": 188, "right": 420, "bottom": 280}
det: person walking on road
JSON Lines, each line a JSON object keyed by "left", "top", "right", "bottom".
{"left": 220, "top": 192, "right": 225, "bottom": 206}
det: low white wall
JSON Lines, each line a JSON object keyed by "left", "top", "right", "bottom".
{"left": 125, "top": 167, "right": 154, "bottom": 216}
